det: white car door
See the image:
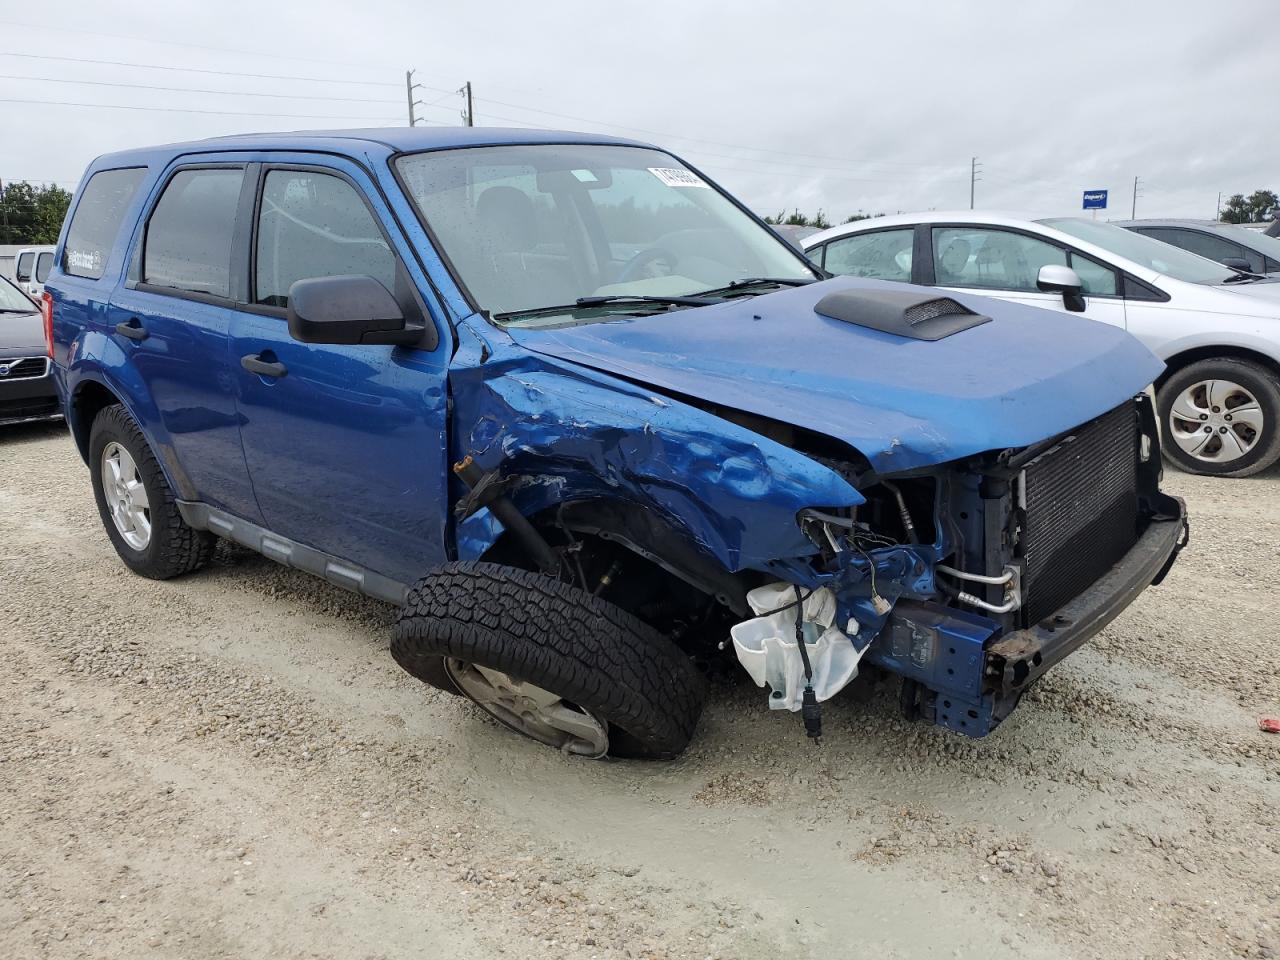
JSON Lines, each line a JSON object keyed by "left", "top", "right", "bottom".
{"left": 929, "top": 225, "right": 1127, "bottom": 330}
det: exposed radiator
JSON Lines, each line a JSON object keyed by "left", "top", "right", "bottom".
{"left": 1018, "top": 403, "right": 1140, "bottom": 626}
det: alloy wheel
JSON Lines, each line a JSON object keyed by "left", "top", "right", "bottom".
{"left": 444, "top": 659, "right": 610, "bottom": 758}
{"left": 100, "top": 442, "right": 152, "bottom": 550}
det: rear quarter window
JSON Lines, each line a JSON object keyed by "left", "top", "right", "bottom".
{"left": 64, "top": 167, "right": 148, "bottom": 280}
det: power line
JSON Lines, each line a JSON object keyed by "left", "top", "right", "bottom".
{"left": 970, "top": 157, "right": 982, "bottom": 209}
{"left": 0, "top": 19, "right": 409, "bottom": 77}
{"left": 0, "top": 97, "right": 398, "bottom": 121}
{"left": 0, "top": 51, "right": 401, "bottom": 88}
{"left": 0, "top": 72, "right": 401, "bottom": 104}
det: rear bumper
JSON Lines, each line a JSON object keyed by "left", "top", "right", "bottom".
{"left": 987, "top": 497, "right": 1188, "bottom": 700}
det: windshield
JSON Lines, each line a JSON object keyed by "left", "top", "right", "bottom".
{"left": 1039, "top": 217, "right": 1238, "bottom": 285}
{"left": 1212, "top": 223, "right": 1280, "bottom": 266}
{"left": 0, "top": 275, "right": 36, "bottom": 312}
{"left": 396, "top": 144, "right": 816, "bottom": 323}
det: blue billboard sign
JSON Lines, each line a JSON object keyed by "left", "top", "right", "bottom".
{"left": 1083, "top": 190, "right": 1108, "bottom": 210}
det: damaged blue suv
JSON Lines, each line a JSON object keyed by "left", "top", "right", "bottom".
{"left": 46, "top": 128, "right": 1186, "bottom": 758}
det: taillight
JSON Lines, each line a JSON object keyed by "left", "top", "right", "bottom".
{"left": 40, "top": 291, "right": 54, "bottom": 359}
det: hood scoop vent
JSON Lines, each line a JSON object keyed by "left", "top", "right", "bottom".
{"left": 814, "top": 289, "right": 991, "bottom": 341}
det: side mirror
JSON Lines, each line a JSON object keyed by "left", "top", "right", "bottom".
{"left": 286, "top": 275, "right": 418, "bottom": 346}
{"left": 1036, "top": 264, "right": 1086, "bottom": 313}
{"left": 1221, "top": 257, "right": 1254, "bottom": 273}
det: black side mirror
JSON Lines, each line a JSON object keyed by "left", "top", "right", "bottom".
{"left": 1221, "top": 257, "right": 1254, "bottom": 273}
{"left": 1036, "top": 264, "right": 1087, "bottom": 313}
{"left": 286, "top": 275, "right": 420, "bottom": 346}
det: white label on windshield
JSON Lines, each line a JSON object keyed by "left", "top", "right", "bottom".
{"left": 648, "top": 167, "right": 709, "bottom": 188}
{"left": 571, "top": 168, "right": 599, "bottom": 183}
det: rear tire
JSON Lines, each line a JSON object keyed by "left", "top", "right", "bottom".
{"left": 89, "top": 403, "right": 216, "bottom": 579}
{"left": 1157, "top": 358, "right": 1280, "bottom": 478}
{"left": 392, "top": 561, "right": 706, "bottom": 759}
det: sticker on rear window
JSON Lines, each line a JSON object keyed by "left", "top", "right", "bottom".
{"left": 648, "top": 167, "right": 708, "bottom": 188}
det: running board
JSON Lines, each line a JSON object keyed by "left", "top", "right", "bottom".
{"left": 176, "top": 501, "right": 409, "bottom": 606}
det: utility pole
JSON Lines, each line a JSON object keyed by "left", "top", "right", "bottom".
{"left": 405, "top": 69, "right": 425, "bottom": 127}
{"left": 1216, "top": 191, "right": 1222, "bottom": 221}
{"left": 1131, "top": 175, "right": 1141, "bottom": 218}
{"left": 460, "top": 81, "right": 474, "bottom": 127}
{"left": 969, "top": 157, "right": 982, "bottom": 210}
{"left": 0, "top": 178, "right": 8, "bottom": 246}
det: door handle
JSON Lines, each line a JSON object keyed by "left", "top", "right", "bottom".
{"left": 114, "top": 318, "right": 148, "bottom": 341}
{"left": 241, "top": 353, "right": 288, "bottom": 378}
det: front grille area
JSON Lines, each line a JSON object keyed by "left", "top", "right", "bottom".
{"left": 0, "top": 396, "right": 59, "bottom": 421}
{"left": 0, "top": 357, "right": 48, "bottom": 380}
{"left": 1019, "top": 403, "right": 1140, "bottom": 626}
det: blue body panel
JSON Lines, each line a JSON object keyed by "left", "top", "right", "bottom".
{"left": 507, "top": 276, "right": 1165, "bottom": 473}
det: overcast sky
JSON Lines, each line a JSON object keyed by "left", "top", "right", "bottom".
{"left": 1, "top": 0, "right": 1275, "bottom": 222}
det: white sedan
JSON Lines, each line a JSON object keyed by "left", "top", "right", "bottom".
{"left": 804, "top": 212, "right": 1280, "bottom": 477}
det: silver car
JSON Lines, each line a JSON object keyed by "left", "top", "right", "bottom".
{"left": 805, "top": 211, "right": 1280, "bottom": 477}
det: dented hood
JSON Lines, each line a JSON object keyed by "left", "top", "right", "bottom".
{"left": 505, "top": 277, "right": 1164, "bottom": 473}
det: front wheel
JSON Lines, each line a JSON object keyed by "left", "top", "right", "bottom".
{"left": 391, "top": 562, "right": 706, "bottom": 759}
{"left": 1157, "top": 358, "right": 1280, "bottom": 477}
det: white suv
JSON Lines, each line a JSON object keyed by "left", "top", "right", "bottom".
{"left": 12, "top": 245, "right": 56, "bottom": 299}
{"left": 805, "top": 212, "right": 1280, "bottom": 477}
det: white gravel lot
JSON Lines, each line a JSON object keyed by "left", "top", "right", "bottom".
{"left": 1, "top": 420, "right": 1278, "bottom": 960}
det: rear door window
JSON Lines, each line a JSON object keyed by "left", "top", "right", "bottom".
{"left": 253, "top": 169, "right": 396, "bottom": 308}
{"left": 823, "top": 229, "right": 914, "bottom": 281}
{"left": 143, "top": 168, "right": 244, "bottom": 298}
{"left": 64, "top": 167, "right": 147, "bottom": 280}
{"left": 35, "top": 252, "right": 53, "bottom": 283}
{"left": 15, "top": 251, "right": 34, "bottom": 281}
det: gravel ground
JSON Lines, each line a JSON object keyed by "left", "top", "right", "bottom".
{"left": 1, "top": 420, "right": 1278, "bottom": 960}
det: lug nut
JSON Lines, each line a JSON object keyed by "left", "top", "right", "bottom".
{"left": 1200, "top": 413, "right": 1209, "bottom": 420}
{"left": 1204, "top": 426, "right": 1213, "bottom": 433}
{"left": 1225, "top": 414, "right": 1233, "bottom": 421}
{"left": 1212, "top": 406, "right": 1221, "bottom": 413}
{"left": 1219, "top": 426, "right": 1228, "bottom": 434}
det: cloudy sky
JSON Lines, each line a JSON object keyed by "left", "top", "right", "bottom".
{"left": 1, "top": 0, "right": 1275, "bottom": 222}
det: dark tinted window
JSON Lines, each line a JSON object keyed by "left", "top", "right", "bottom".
{"left": 36, "top": 252, "right": 53, "bottom": 283}
{"left": 144, "top": 168, "right": 244, "bottom": 298}
{"left": 1144, "top": 227, "right": 1255, "bottom": 271}
{"left": 15, "top": 251, "right": 34, "bottom": 281}
{"left": 64, "top": 167, "right": 147, "bottom": 280}
{"left": 806, "top": 242, "right": 825, "bottom": 269}
{"left": 1267, "top": 257, "right": 1280, "bottom": 274}
{"left": 255, "top": 170, "right": 396, "bottom": 308}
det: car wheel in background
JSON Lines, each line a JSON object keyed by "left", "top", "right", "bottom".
{"left": 89, "top": 403, "right": 216, "bottom": 578}
{"left": 1157, "top": 358, "right": 1280, "bottom": 477}
{"left": 392, "top": 561, "right": 706, "bottom": 759}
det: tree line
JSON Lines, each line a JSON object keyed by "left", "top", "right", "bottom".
{"left": 763, "top": 209, "right": 883, "bottom": 229}
{"left": 0, "top": 181, "right": 74, "bottom": 245}
{"left": 1219, "top": 189, "right": 1278, "bottom": 225}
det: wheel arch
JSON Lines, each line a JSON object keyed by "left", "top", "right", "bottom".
{"left": 1155, "top": 343, "right": 1280, "bottom": 391}
{"left": 68, "top": 377, "right": 125, "bottom": 463}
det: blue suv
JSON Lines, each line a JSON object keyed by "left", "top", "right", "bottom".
{"left": 45, "top": 128, "right": 1186, "bottom": 758}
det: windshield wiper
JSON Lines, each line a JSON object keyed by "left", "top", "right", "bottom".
{"left": 0, "top": 307, "right": 35, "bottom": 313}
{"left": 493, "top": 294, "right": 713, "bottom": 323}
{"left": 693, "top": 276, "right": 816, "bottom": 297}
{"left": 1224, "top": 272, "right": 1266, "bottom": 284}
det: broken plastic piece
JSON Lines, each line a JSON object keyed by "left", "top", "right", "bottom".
{"left": 730, "top": 583, "right": 865, "bottom": 712}
{"left": 1259, "top": 717, "right": 1280, "bottom": 734}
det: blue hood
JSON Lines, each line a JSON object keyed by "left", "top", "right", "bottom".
{"left": 506, "top": 277, "right": 1164, "bottom": 472}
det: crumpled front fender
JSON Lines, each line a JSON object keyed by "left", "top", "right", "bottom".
{"left": 448, "top": 338, "right": 863, "bottom": 576}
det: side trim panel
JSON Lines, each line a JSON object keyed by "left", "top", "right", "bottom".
{"left": 177, "top": 500, "right": 408, "bottom": 605}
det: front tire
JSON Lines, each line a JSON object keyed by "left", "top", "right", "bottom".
{"left": 89, "top": 404, "right": 216, "bottom": 579}
{"left": 1157, "top": 358, "right": 1280, "bottom": 477}
{"left": 392, "top": 562, "right": 706, "bottom": 759}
